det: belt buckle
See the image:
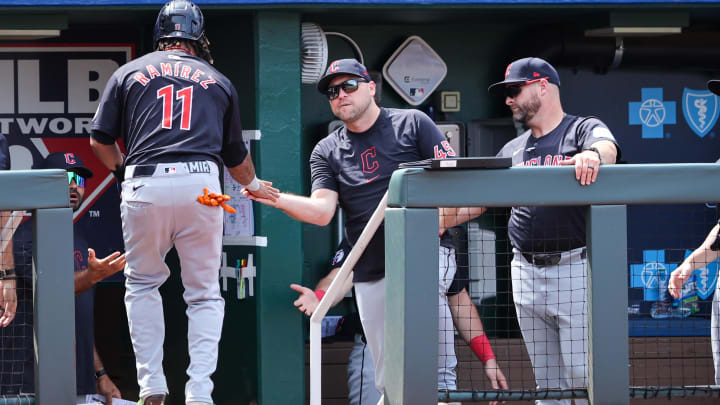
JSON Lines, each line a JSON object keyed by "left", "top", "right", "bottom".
{"left": 525, "top": 252, "right": 561, "bottom": 266}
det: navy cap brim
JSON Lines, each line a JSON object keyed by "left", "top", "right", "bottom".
{"left": 708, "top": 80, "right": 720, "bottom": 97}
{"left": 487, "top": 78, "right": 527, "bottom": 93}
{"left": 70, "top": 167, "right": 94, "bottom": 179}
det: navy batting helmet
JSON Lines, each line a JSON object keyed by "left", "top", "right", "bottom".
{"left": 153, "top": 0, "right": 205, "bottom": 46}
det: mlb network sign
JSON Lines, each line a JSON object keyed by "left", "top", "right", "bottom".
{"left": 0, "top": 45, "right": 132, "bottom": 140}
{"left": 0, "top": 44, "right": 132, "bottom": 230}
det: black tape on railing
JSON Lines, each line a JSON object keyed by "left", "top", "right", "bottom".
{"left": 440, "top": 387, "right": 720, "bottom": 402}
{"left": 629, "top": 386, "right": 720, "bottom": 398}
{"left": 438, "top": 389, "right": 588, "bottom": 402}
{"left": 0, "top": 395, "right": 35, "bottom": 405}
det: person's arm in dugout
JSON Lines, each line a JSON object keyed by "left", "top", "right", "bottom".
{"left": 94, "top": 345, "right": 121, "bottom": 403}
{"left": 0, "top": 210, "right": 16, "bottom": 327}
{"left": 439, "top": 207, "right": 487, "bottom": 235}
{"left": 74, "top": 248, "right": 127, "bottom": 296}
{"left": 246, "top": 188, "right": 339, "bottom": 227}
{"left": 89, "top": 135, "right": 124, "bottom": 176}
{"left": 558, "top": 139, "right": 618, "bottom": 186}
{"left": 226, "top": 154, "right": 279, "bottom": 202}
{"left": 448, "top": 288, "right": 509, "bottom": 394}
{"left": 290, "top": 266, "right": 354, "bottom": 317}
{"left": 669, "top": 223, "right": 720, "bottom": 299}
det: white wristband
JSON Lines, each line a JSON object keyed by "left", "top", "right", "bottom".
{"left": 245, "top": 176, "right": 260, "bottom": 192}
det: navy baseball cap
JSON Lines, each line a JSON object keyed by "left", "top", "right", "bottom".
{"left": 708, "top": 80, "right": 720, "bottom": 96}
{"left": 35, "top": 152, "right": 93, "bottom": 179}
{"left": 488, "top": 57, "right": 561, "bottom": 92}
{"left": 317, "top": 58, "right": 372, "bottom": 94}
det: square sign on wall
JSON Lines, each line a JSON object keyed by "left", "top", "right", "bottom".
{"left": 382, "top": 35, "right": 447, "bottom": 106}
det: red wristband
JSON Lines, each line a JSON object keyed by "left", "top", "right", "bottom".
{"left": 315, "top": 290, "right": 326, "bottom": 301}
{"left": 470, "top": 334, "right": 496, "bottom": 364}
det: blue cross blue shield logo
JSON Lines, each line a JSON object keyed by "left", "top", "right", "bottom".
{"left": 682, "top": 88, "right": 719, "bottom": 138}
{"left": 629, "top": 88, "right": 676, "bottom": 139}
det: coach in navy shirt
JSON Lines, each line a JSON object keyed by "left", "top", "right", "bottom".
{"left": 246, "top": 59, "right": 471, "bottom": 400}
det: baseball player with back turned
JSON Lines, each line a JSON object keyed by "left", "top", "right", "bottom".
{"left": 90, "top": 1, "right": 278, "bottom": 404}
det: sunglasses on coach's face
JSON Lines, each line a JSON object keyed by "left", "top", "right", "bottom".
{"left": 504, "top": 77, "right": 548, "bottom": 99}
{"left": 326, "top": 78, "right": 369, "bottom": 100}
{"left": 67, "top": 171, "right": 85, "bottom": 187}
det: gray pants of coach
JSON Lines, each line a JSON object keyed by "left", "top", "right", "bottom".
{"left": 512, "top": 247, "right": 589, "bottom": 405}
{"left": 121, "top": 162, "right": 224, "bottom": 403}
{"left": 354, "top": 246, "right": 458, "bottom": 397}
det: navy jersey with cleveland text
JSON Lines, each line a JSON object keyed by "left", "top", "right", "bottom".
{"left": 91, "top": 49, "right": 247, "bottom": 168}
{"left": 496, "top": 114, "right": 621, "bottom": 253}
{"left": 311, "top": 108, "right": 455, "bottom": 282}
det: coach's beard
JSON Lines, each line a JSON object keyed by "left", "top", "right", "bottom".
{"left": 512, "top": 94, "right": 541, "bottom": 124}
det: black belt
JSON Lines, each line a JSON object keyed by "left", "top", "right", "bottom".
{"left": 129, "top": 161, "right": 211, "bottom": 178}
{"left": 521, "top": 249, "right": 586, "bottom": 267}
{"left": 131, "top": 165, "right": 157, "bottom": 178}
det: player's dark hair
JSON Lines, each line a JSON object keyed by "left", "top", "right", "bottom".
{"left": 157, "top": 35, "right": 214, "bottom": 65}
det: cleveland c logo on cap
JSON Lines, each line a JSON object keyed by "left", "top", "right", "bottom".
{"left": 505, "top": 63, "right": 512, "bottom": 78}
{"left": 330, "top": 61, "right": 339, "bottom": 73}
{"left": 64, "top": 153, "right": 76, "bottom": 164}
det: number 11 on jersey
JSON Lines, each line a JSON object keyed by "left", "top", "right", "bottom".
{"left": 157, "top": 84, "right": 194, "bottom": 130}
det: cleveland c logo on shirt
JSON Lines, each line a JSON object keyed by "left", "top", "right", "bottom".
{"left": 361, "top": 146, "right": 379, "bottom": 173}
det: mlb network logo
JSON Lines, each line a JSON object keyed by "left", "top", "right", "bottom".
{"left": 628, "top": 87, "right": 719, "bottom": 139}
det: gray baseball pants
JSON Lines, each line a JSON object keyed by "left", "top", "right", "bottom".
{"left": 121, "top": 162, "right": 224, "bottom": 404}
{"left": 511, "top": 247, "right": 588, "bottom": 405}
{"left": 354, "top": 246, "right": 458, "bottom": 396}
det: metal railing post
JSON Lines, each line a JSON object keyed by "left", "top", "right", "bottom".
{"left": 587, "top": 205, "right": 629, "bottom": 404}
{"left": 33, "top": 208, "right": 75, "bottom": 404}
{"left": 384, "top": 207, "right": 438, "bottom": 405}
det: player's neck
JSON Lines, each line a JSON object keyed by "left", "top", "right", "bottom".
{"left": 345, "top": 104, "right": 381, "bottom": 133}
{"left": 530, "top": 106, "right": 564, "bottom": 138}
{"left": 164, "top": 46, "right": 195, "bottom": 55}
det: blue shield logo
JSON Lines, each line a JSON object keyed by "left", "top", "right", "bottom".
{"left": 682, "top": 88, "right": 719, "bottom": 138}
{"left": 693, "top": 266, "right": 719, "bottom": 300}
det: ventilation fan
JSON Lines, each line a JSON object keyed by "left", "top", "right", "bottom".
{"left": 301, "top": 22, "right": 365, "bottom": 84}
{"left": 301, "top": 23, "right": 328, "bottom": 84}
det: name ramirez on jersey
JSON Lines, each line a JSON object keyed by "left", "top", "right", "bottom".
{"left": 132, "top": 57, "right": 217, "bottom": 89}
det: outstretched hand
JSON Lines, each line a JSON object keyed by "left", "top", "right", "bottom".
{"left": 88, "top": 248, "right": 126, "bottom": 284}
{"left": 243, "top": 180, "right": 280, "bottom": 206}
{"left": 290, "top": 283, "right": 320, "bottom": 317}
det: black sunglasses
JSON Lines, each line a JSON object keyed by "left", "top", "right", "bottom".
{"left": 326, "top": 78, "right": 369, "bottom": 100}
